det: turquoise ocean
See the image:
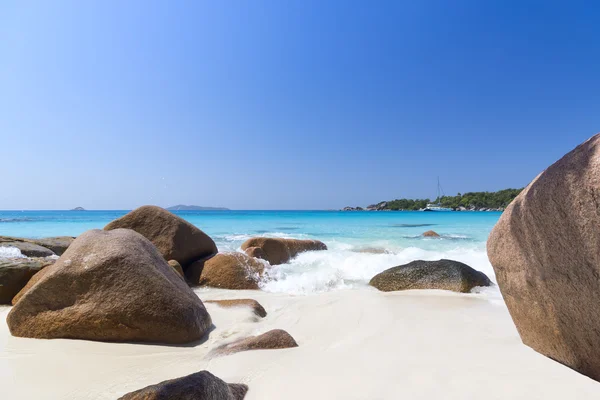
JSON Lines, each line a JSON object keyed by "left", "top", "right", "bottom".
{"left": 0, "top": 210, "right": 501, "bottom": 296}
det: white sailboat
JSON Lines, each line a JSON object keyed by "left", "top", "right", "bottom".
{"left": 423, "top": 177, "right": 452, "bottom": 212}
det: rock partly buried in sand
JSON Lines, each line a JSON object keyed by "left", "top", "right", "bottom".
{"left": 487, "top": 133, "right": 600, "bottom": 382}
{"left": 422, "top": 230, "right": 440, "bottom": 238}
{"left": 0, "top": 258, "right": 54, "bottom": 304}
{"left": 213, "top": 329, "right": 298, "bottom": 356}
{"left": 0, "top": 242, "right": 55, "bottom": 258}
{"left": 198, "top": 253, "right": 266, "bottom": 290}
{"left": 118, "top": 371, "right": 248, "bottom": 400}
{"left": 167, "top": 259, "right": 184, "bottom": 278}
{"left": 369, "top": 259, "right": 491, "bottom": 293}
{"left": 205, "top": 299, "right": 267, "bottom": 318}
{"left": 240, "top": 237, "right": 327, "bottom": 265}
{"left": 7, "top": 229, "right": 212, "bottom": 344}
{"left": 104, "top": 205, "right": 217, "bottom": 267}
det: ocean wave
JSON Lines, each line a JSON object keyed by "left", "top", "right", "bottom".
{"left": 0, "top": 246, "right": 26, "bottom": 259}
{"left": 0, "top": 217, "right": 34, "bottom": 223}
{"left": 391, "top": 223, "right": 437, "bottom": 228}
{"left": 259, "top": 245, "right": 498, "bottom": 296}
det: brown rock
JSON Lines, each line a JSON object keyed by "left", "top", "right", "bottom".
{"left": 7, "top": 229, "right": 212, "bottom": 344}
{"left": 213, "top": 329, "right": 298, "bottom": 356}
{"left": 205, "top": 299, "right": 267, "bottom": 318}
{"left": 0, "top": 258, "right": 50, "bottom": 304}
{"left": 198, "top": 253, "right": 265, "bottom": 290}
{"left": 11, "top": 265, "right": 52, "bottom": 305}
{"left": 422, "top": 230, "right": 440, "bottom": 237}
{"left": 487, "top": 133, "right": 600, "bottom": 382}
{"left": 240, "top": 237, "right": 327, "bottom": 265}
{"left": 167, "top": 260, "right": 184, "bottom": 278}
{"left": 104, "top": 205, "right": 217, "bottom": 267}
{"left": 118, "top": 371, "right": 248, "bottom": 400}
{"left": 369, "top": 259, "right": 491, "bottom": 293}
{"left": 30, "top": 237, "right": 74, "bottom": 256}
{"left": 244, "top": 246, "right": 266, "bottom": 260}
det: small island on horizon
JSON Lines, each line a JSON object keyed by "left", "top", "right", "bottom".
{"left": 70, "top": 207, "right": 86, "bottom": 211}
{"left": 166, "top": 205, "right": 230, "bottom": 211}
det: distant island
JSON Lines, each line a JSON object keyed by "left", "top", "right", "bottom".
{"left": 166, "top": 205, "right": 230, "bottom": 211}
{"left": 70, "top": 207, "right": 86, "bottom": 211}
{"left": 343, "top": 188, "right": 523, "bottom": 211}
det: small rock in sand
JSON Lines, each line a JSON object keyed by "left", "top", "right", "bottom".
{"left": 205, "top": 299, "right": 267, "bottom": 318}
{"left": 118, "top": 370, "right": 248, "bottom": 400}
{"left": 212, "top": 329, "right": 298, "bottom": 356}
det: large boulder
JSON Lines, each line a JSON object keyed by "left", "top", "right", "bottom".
{"left": 487, "top": 133, "right": 600, "bottom": 382}
{"left": 0, "top": 258, "right": 53, "bottom": 304}
{"left": 212, "top": 329, "right": 298, "bottom": 356}
{"left": 0, "top": 241, "right": 55, "bottom": 257}
{"left": 198, "top": 253, "right": 266, "bottom": 290}
{"left": 205, "top": 299, "right": 267, "bottom": 318}
{"left": 104, "top": 206, "right": 217, "bottom": 267}
{"left": 118, "top": 371, "right": 248, "bottom": 400}
{"left": 240, "top": 237, "right": 326, "bottom": 265}
{"left": 7, "top": 229, "right": 212, "bottom": 344}
{"left": 369, "top": 259, "right": 491, "bottom": 293}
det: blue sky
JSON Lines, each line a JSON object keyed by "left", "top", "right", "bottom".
{"left": 1, "top": 1, "right": 598, "bottom": 210}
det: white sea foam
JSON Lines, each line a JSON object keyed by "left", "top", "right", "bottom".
{"left": 259, "top": 245, "right": 499, "bottom": 298}
{"left": 0, "top": 246, "right": 26, "bottom": 259}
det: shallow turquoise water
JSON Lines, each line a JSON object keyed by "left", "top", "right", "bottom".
{"left": 0, "top": 210, "right": 501, "bottom": 294}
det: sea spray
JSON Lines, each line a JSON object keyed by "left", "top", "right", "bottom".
{"left": 259, "top": 244, "right": 497, "bottom": 295}
{"left": 0, "top": 246, "right": 26, "bottom": 259}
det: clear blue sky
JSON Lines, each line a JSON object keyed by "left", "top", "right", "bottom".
{"left": 1, "top": 1, "right": 598, "bottom": 210}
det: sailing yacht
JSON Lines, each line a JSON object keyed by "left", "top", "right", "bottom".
{"left": 423, "top": 178, "right": 453, "bottom": 212}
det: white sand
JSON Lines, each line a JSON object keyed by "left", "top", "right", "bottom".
{"left": 1, "top": 288, "right": 599, "bottom": 399}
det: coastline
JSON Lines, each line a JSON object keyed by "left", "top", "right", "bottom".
{"left": 2, "top": 287, "right": 598, "bottom": 399}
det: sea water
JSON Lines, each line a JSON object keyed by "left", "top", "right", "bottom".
{"left": 0, "top": 210, "right": 501, "bottom": 296}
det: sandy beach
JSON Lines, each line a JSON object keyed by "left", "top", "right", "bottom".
{"left": 1, "top": 287, "right": 598, "bottom": 399}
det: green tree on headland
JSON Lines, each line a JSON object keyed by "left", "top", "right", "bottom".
{"left": 369, "top": 188, "right": 523, "bottom": 211}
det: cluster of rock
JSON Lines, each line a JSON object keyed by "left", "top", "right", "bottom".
{"left": 454, "top": 206, "right": 504, "bottom": 212}
{"left": 367, "top": 201, "right": 388, "bottom": 211}
{"left": 0, "top": 199, "right": 518, "bottom": 394}
{"left": 487, "top": 133, "right": 600, "bottom": 382}
{"left": 2, "top": 205, "right": 332, "bottom": 398}
{"left": 342, "top": 206, "right": 364, "bottom": 211}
